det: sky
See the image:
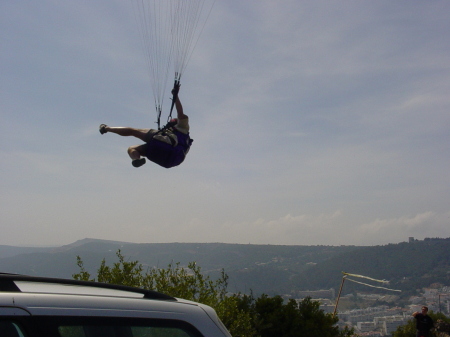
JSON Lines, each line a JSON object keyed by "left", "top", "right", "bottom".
{"left": 1, "top": 1, "right": 449, "bottom": 247}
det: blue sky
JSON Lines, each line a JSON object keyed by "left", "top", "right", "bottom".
{"left": 1, "top": 1, "right": 449, "bottom": 246}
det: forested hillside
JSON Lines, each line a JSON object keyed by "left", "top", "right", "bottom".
{"left": 290, "top": 238, "right": 450, "bottom": 296}
{"left": 1, "top": 238, "right": 449, "bottom": 297}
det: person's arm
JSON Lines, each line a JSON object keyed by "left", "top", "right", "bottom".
{"left": 174, "top": 95, "right": 187, "bottom": 120}
{"left": 171, "top": 86, "right": 187, "bottom": 120}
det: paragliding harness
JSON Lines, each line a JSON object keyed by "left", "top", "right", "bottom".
{"left": 146, "top": 82, "right": 193, "bottom": 168}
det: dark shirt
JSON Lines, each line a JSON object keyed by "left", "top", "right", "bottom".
{"left": 415, "top": 313, "right": 433, "bottom": 332}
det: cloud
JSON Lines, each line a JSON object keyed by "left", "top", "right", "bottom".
{"left": 169, "top": 211, "right": 346, "bottom": 245}
{"left": 164, "top": 210, "right": 450, "bottom": 247}
{"left": 357, "top": 211, "right": 450, "bottom": 244}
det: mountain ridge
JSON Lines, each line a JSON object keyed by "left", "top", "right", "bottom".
{"left": 1, "top": 238, "right": 449, "bottom": 297}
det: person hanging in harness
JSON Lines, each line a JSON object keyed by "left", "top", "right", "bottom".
{"left": 99, "top": 87, "right": 192, "bottom": 168}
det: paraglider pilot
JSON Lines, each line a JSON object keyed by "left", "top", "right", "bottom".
{"left": 99, "top": 88, "right": 192, "bottom": 168}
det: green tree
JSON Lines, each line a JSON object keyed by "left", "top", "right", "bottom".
{"left": 73, "top": 250, "right": 255, "bottom": 337}
{"left": 392, "top": 319, "right": 415, "bottom": 337}
{"left": 233, "top": 294, "right": 355, "bottom": 337}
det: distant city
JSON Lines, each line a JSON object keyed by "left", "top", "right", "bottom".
{"left": 286, "top": 281, "right": 450, "bottom": 336}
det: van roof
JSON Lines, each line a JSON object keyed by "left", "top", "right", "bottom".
{"left": 0, "top": 273, "right": 175, "bottom": 300}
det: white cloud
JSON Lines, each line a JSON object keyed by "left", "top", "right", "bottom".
{"left": 163, "top": 211, "right": 345, "bottom": 245}
{"left": 357, "top": 212, "right": 450, "bottom": 244}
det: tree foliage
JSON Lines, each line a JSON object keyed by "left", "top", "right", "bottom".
{"left": 233, "top": 294, "right": 355, "bottom": 337}
{"left": 73, "top": 250, "right": 356, "bottom": 337}
{"left": 73, "top": 250, "right": 255, "bottom": 337}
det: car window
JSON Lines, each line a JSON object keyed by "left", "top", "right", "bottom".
{"left": 132, "top": 326, "right": 193, "bottom": 337}
{"left": 0, "top": 320, "right": 28, "bottom": 337}
{"left": 58, "top": 325, "right": 194, "bottom": 337}
{"left": 35, "top": 317, "right": 203, "bottom": 337}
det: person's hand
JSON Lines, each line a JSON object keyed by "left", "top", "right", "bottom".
{"left": 171, "top": 84, "right": 180, "bottom": 95}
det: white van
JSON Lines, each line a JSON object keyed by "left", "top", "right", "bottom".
{"left": 0, "top": 273, "right": 232, "bottom": 337}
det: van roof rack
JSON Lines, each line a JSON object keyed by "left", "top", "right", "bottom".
{"left": 0, "top": 273, "right": 175, "bottom": 301}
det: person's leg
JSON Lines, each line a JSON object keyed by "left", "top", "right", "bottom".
{"left": 100, "top": 125, "right": 152, "bottom": 142}
{"left": 127, "top": 144, "right": 147, "bottom": 167}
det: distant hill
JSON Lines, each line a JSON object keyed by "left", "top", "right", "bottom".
{"left": 1, "top": 238, "right": 449, "bottom": 296}
{"left": 290, "top": 238, "right": 450, "bottom": 296}
{"left": 0, "top": 245, "right": 51, "bottom": 258}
